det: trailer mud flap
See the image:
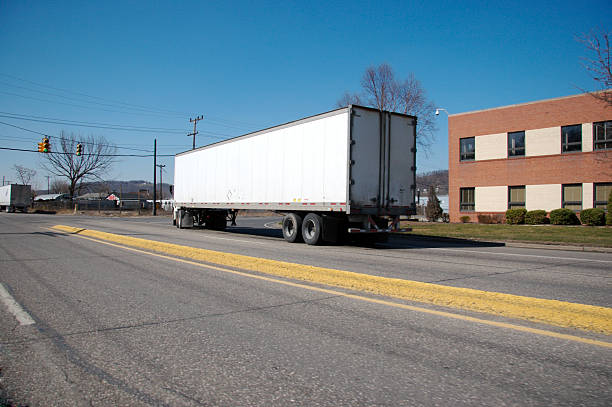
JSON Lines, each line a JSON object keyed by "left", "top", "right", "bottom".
{"left": 321, "top": 215, "right": 341, "bottom": 243}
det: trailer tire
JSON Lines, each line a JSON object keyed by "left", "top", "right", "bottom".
{"left": 302, "top": 213, "right": 323, "bottom": 245}
{"left": 282, "top": 213, "right": 303, "bottom": 243}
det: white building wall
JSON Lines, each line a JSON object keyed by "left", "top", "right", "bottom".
{"left": 475, "top": 186, "right": 507, "bottom": 212}
{"left": 583, "top": 182, "right": 593, "bottom": 209}
{"left": 525, "top": 127, "right": 561, "bottom": 157}
{"left": 582, "top": 123, "right": 593, "bottom": 152}
{"left": 526, "top": 184, "right": 562, "bottom": 211}
{"left": 475, "top": 133, "right": 507, "bottom": 161}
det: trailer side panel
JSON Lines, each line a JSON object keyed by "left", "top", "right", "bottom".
{"left": 174, "top": 110, "right": 349, "bottom": 209}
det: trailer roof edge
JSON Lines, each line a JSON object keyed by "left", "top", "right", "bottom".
{"left": 176, "top": 105, "right": 416, "bottom": 157}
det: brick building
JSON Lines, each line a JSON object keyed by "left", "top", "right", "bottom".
{"left": 448, "top": 92, "right": 612, "bottom": 223}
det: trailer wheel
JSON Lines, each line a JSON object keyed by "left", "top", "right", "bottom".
{"left": 282, "top": 213, "right": 303, "bottom": 243}
{"left": 302, "top": 213, "right": 323, "bottom": 245}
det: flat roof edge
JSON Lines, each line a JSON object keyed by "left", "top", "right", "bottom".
{"left": 449, "top": 90, "right": 611, "bottom": 117}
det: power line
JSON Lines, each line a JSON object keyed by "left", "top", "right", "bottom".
{"left": 0, "top": 90, "right": 180, "bottom": 118}
{"left": 0, "top": 120, "right": 49, "bottom": 136}
{"left": 1, "top": 73, "right": 268, "bottom": 129}
{"left": 0, "top": 81, "right": 193, "bottom": 119}
{"left": 0, "top": 112, "right": 186, "bottom": 134}
{"left": 0, "top": 111, "right": 238, "bottom": 140}
{"left": 0, "top": 122, "right": 153, "bottom": 152}
{"left": 0, "top": 72, "right": 189, "bottom": 117}
{"left": 0, "top": 83, "right": 188, "bottom": 119}
{"left": 0, "top": 146, "right": 152, "bottom": 157}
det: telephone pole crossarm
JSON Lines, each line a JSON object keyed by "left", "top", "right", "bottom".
{"left": 188, "top": 115, "right": 204, "bottom": 150}
{"left": 156, "top": 164, "right": 166, "bottom": 201}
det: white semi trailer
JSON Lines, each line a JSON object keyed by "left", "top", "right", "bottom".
{"left": 173, "top": 105, "right": 417, "bottom": 245}
{"left": 0, "top": 184, "right": 32, "bottom": 212}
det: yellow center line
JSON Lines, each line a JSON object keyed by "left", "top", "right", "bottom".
{"left": 48, "top": 225, "right": 612, "bottom": 348}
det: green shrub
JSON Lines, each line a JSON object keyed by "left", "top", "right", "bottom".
{"left": 460, "top": 215, "right": 470, "bottom": 223}
{"left": 549, "top": 208, "right": 580, "bottom": 225}
{"left": 580, "top": 208, "right": 605, "bottom": 226}
{"left": 607, "top": 190, "right": 612, "bottom": 226}
{"left": 505, "top": 208, "right": 527, "bottom": 224}
{"left": 525, "top": 210, "right": 549, "bottom": 225}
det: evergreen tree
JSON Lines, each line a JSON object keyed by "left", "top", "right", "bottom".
{"left": 426, "top": 185, "right": 443, "bottom": 222}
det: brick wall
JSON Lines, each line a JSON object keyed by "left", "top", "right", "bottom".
{"left": 448, "top": 92, "right": 612, "bottom": 222}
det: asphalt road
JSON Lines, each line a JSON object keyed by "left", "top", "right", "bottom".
{"left": 0, "top": 213, "right": 610, "bottom": 406}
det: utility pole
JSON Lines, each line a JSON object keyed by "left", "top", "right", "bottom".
{"left": 153, "top": 139, "right": 157, "bottom": 216}
{"left": 46, "top": 175, "right": 50, "bottom": 194}
{"left": 156, "top": 164, "right": 166, "bottom": 201}
{"left": 188, "top": 115, "right": 204, "bottom": 150}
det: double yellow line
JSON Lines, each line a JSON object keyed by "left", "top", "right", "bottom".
{"left": 51, "top": 225, "right": 612, "bottom": 347}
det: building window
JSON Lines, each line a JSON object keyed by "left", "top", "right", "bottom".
{"left": 594, "top": 183, "right": 612, "bottom": 209}
{"left": 460, "top": 187, "right": 475, "bottom": 211}
{"left": 507, "top": 131, "right": 525, "bottom": 157}
{"left": 508, "top": 186, "right": 526, "bottom": 209}
{"left": 594, "top": 121, "right": 612, "bottom": 150}
{"left": 562, "top": 184, "right": 582, "bottom": 211}
{"left": 460, "top": 137, "right": 475, "bottom": 161}
{"left": 561, "top": 124, "right": 582, "bottom": 153}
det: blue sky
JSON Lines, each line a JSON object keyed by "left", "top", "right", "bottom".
{"left": 0, "top": 0, "right": 609, "bottom": 190}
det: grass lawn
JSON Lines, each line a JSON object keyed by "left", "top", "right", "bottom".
{"left": 399, "top": 222, "right": 612, "bottom": 247}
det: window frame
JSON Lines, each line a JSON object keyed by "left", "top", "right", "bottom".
{"left": 593, "top": 120, "right": 612, "bottom": 151}
{"left": 508, "top": 185, "right": 526, "bottom": 209}
{"left": 562, "top": 183, "right": 582, "bottom": 212}
{"left": 459, "top": 137, "right": 475, "bottom": 161}
{"left": 507, "top": 131, "right": 525, "bottom": 157}
{"left": 561, "top": 124, "right": 582, "bottom": 153}
{"left": 594, "top": 182, "right": 612, "bottom": 210}
{"left": 459, "top": 187, "right": 475, "bottom": 212}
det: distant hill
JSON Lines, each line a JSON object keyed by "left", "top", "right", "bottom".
{"left": 416, "top": 170, "right": 448, "bottom": 195}
{"left": 37, "top": 180, "right": 173, "bottom": 199}
{"left": 37, "top": 172, "right": 448, "bottom": 199}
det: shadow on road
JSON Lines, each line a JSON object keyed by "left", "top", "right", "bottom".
{"left": 220, "top": 226, "right": 505, "bottom": 250}
{"left": 225, "top": 226, "right": 284, "bottom": 239}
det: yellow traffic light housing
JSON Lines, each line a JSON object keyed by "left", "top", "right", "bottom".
{"left": 76, "top": 143, "right": 82, "bottom": 156}
{"left": 42, "top": 137, "right": 50, "bottom": 153}
{"left": 37, "top": 142, "right": 45, "bottom": 152}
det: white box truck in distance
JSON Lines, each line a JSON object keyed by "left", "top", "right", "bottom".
{"left": 0, "top": 184, "right": 32, "bottom": 212}
{"left": 173, "top": 105, "right": 417, "bottom": 245}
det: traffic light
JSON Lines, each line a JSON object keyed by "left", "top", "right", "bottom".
{"left": 76, "top": 143, "right": 82, "bottom": 156}
{"left": 37, "top": 142, "right": 45, "bottom": 152}
{"left": 42, "top": 137, "right": 50, "bottom": 153}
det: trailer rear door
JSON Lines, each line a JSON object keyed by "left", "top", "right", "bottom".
{"left": 348, "top": 106, "right": 416, "bottom": 213}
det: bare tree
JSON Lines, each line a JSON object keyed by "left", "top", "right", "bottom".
{"left": 13, "top": 165, "right": 36, "bottom": 185}
{"left": 578, "top": 30, "right": 611, "bottom": 106}
{"left": 50, "top": 179, "right": 70, "bottom": 194}
{"left": 337, "top": 63, "right": 437, "bottom": 150}
{"left": 336, "top": 91, "right": 362, "bottom": 107}
{"left": 40, "top": 131, "right": 117, "bottom": 199}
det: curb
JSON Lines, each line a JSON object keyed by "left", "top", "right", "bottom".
{"left": 392, "top": 233, "right": 612, "bottom": 253}
{"left": 502, "top": 241, "right": 612, "bottom": 253}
